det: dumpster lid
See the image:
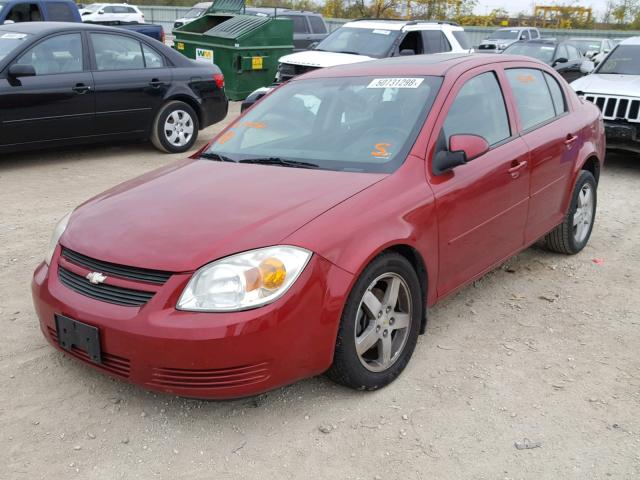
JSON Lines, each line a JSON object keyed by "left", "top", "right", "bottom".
{"left": 206, "top": 0, "right": 245, "bottom": 13}
{"left": 204, "top": 14, "right": 271, "bottom": 38}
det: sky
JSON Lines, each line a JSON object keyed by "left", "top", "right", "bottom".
{"left": 474, "top": 0, "right": 610, "bottom": 17}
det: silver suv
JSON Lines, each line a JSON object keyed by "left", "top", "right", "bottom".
{"left": 479, "top": 27, "right": 541, "bottom": 52}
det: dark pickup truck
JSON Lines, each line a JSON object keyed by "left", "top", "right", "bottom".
{"left": 0, "top": 0, "right": 165, "bottom": 42}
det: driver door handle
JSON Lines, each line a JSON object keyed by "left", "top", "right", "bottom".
{"left": 564, "top": 134, "right": 578, "bottom": 147}
{"left": 508, "top": 159, "right": 528, "bottom": 178}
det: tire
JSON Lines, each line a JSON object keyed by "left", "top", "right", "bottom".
{"left": 545, "top": 170, "right": 597, "bottom": 255}
{"left": 326, "top": 252, "right": 422, "bottom": 391}
{"left": 151, "top": 100, "right": 199, "bottom": 154}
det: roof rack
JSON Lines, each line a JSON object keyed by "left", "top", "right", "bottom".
{"left": 349, "top": 18, "right": 459, "bottom": 26}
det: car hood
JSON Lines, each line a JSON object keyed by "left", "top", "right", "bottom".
{"left": 61, "top": 159, "right": 384, "bottom": 272}
{"left": 278, "top": 50, "right": 374, "bottom": 68}
{"left": 571, "top": 74, "right": 640, "bottom": 98}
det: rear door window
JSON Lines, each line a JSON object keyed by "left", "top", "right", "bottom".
{"left": 46, "top": 2, "right": 76, "bottom": 21}
{"left": 283, "top": 15, "right": 309, "bottom": 34}
{"left": 506, "top": 68, "right": 557, "bottom": 131}
{"left": 308, "top": 16, "right": 326, "bottom": 34}
{"left": 422, "top": 30, "right": 451, "bottom": 54}
{"left": 544, "top": 72, "right": 567, "bottom": 115}
{"left": 91, "top": 33, "right": 144, "bottom": 71}
{"left": 443, "top": 72, "right": 511, "bottom": 147}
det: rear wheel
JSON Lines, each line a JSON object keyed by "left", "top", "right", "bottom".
{"left": 151, "top": 101, "right": 199, "bottom": 154}
{"left": 327, "top": 253, "right": 422, "bottom": 390}
{"left": 545, "top": 170, "right": 597, "bottom": 254}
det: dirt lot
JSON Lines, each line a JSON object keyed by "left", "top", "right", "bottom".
{"left": 1, "top": 103, "right": 639, "bottom": 480}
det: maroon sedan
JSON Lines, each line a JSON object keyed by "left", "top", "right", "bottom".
{"left": 32, "top": 54, "right": 605, "bottom": 399}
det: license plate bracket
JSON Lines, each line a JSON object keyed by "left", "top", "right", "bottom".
{"left": 55, "top": 314, "right": 102, "bottom": 364}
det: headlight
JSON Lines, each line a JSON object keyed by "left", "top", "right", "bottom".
{"left": 45, "top": 212, "right": 71, "bottom": 265}
{"left": 177, "top": 246, "right": 312, "bottom": 312}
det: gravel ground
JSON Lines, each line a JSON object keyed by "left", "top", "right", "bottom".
{"left": 1, "top": 104, "right": 639, "bottom": 480}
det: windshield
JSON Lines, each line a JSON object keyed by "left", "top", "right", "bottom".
{"left": 597, "top": 45, "right": 640, "bottom": 75}
{"left": 83, "top": 3, "right": 104, "bottom": 11}
{"left": 504, "top": 42, "right": 556, "bottom": 63}
{"left": 0, "top": 31, "right": 31, "bottom": 62}
{"left": 184, "top": 7, "right": 205, "bottom": 18}
{"left": 203, "top": 76, "right": 442, "bottom": 173}
{"left": 315, "top": 27, "right": 401, "bottom": 58}
{"left": 572, "top": 39, "right": 602, "bottom": 53}
{"left": 491, "top": 29, "right": 520, "bottom": 40}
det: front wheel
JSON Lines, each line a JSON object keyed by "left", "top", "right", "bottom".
{"left": 326, "top": 253, "right": 422, "bottom": 390}
{"left": 151, "top": 100, "right": 199, "bottom": 154}
{"left": 545, "top": 170, "right": 597, "bottom": 254}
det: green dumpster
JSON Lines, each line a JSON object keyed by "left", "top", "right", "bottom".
{"left": 173, "top": 0, "right": 293, "bottom": 100}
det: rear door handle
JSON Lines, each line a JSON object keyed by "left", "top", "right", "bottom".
{"left": 564, "top": 134, "right": 578, "bottom": 147}
{"left": 508, "top": 160, "right": 528, "bottom": 178}
{"left": 72, "top": 83, "right": 91, "bottom": 94}
{"left": 149, "top": 79, "right": 166, "bottom": 88}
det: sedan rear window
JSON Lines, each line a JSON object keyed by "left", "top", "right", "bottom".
{"left": 0, "top": 31, "right": 31, "bottom": 61}
{"left": 205, "top": 76, "right": 443, "bottom": 173}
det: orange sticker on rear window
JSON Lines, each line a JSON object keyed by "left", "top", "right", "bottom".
{"left": 371, "top": 143, "right": 391, "bottom": 158}
{"left": 241, "top": 121, "right": 267, "bottom": 129}
{"left": 216, "top": 130, "right": 236, "bottom": 144}
{"left": 516, "top": 74, "right": 535, "bottom": 84}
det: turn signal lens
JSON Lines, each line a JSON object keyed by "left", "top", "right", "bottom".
{"left": 259, "top": 257, "right": 286, "bottom": 290}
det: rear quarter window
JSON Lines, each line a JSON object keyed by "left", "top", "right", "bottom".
{"left": 452, "top": 30, "right": 470, "bottom": 49}
{"left": 506, "top": 68, "right": 557, "bottom": 131}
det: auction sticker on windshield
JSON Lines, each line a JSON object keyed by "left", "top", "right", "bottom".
{"left": 367, "top": 78, "right": 424, "bottom": 89}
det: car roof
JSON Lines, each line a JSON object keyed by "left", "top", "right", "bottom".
{"left": 295, "top": 53, "right": 539, "bottom": 80}
{"left": 0, "top": 21, "right": 142, "bottom": 35}
{"left": 620, "top": 36, "right": 640, "bottom": 45}
{"left": 344, "top": 19, "right": 462, "bottom": 31}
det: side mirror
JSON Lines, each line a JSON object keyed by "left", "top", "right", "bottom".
{"left": 433, "top": 134, "right": 489, "bottom": 175}
{"left": 553, "top": 57, "right": 568, "bottom": 66}
{"left": 399, "top": 49, "right": 415, "bottom": 56}
{"left": 580, "top": 60, "right": 595, "bottom": 74}
{"left": 8, "top": 64, "right": 36, "bottom": 78}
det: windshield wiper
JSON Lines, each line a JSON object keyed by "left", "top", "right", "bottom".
{"left": 239, "top": 157, "right": 319, "bottom": 169}
{"left": 199, "top": 152, "right": 237, "bottom": 162}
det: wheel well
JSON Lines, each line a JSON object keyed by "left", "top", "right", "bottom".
{"left": 166, "top": 95, "right": 202, "bottom": 127}
{"left": 385, "top": 244, "right": 429, "bottom": 334}
{"left": 581, "top": 156, "right": 600, "bottom": 184}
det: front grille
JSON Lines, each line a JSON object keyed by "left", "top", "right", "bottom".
{"left": 61, "top": 247, "right": 171, "bottom": 285}
{"left": 279, "top": 63, "right": 319, "bottom": 82}
{"left": 149, "top": 362, "right": 270, "bottom": 389}
{"left": 47, "top": 327, "right": 131, "bottom": 378}
{"left": 582, "top": 94, "right": 640, "bottom": 123}
{"left": 58, "top": 266, "right": 155, "bottom": 307}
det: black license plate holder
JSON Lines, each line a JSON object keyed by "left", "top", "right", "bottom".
{"left": 55, "top": 314, "right": 102, "bottom": 364}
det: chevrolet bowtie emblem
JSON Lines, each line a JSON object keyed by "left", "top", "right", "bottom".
{"left": 86, "top": 272, "right": 107, "bottom": 285}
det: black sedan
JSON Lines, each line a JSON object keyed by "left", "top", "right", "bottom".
{"left": 0, "top": 22, "right": 228, "bottom": 154}
{"left": 503, "top": 39, "right": 588, "bottom": 83}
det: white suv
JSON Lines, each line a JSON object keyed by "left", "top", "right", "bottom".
{"left": 242, "top": 19, "right": 472, "bottom": 110}
{"left": 571, "top": 37, "right": 640, "bottom": 153}
{"left": 80, "top": 3, "right": 145, "bottom": 24}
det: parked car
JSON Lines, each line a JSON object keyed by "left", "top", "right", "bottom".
{"left": 571, "top": 37, "right": 640, "bottom": 153}
{"left": 32, "top": 53, "right": 604, "bottom": 399}
{"left": 244, "top": 7, "right": 328, "bottom": 51}
{"left": 478, "top": 27, "right": 541, "bottom": 52}
{"left": 0, "top": 22, "right": 228, "bottom": 154}
{"left": 241, "top": 19, "right": 472, "bottom": 111}
{"left": 570, "top": 37, "right": 614, "bottom": 65}
{"left": 0, "top": 0, "right": 164, "bottom": 42}
{"left": 172, "top": 1, "right": 211, "bottom": 31}
{"left": 79, "top": 3, "right": 144, "bottom": 23}
{"left": 502, "top": 39, "right": 588, "bottom": 82}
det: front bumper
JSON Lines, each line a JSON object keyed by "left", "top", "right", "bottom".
{"left": 32, "top": 249, "right": 353, "bottom": 399}
{"left": 604, "top": 120, "right": 640, "bottom": 152}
